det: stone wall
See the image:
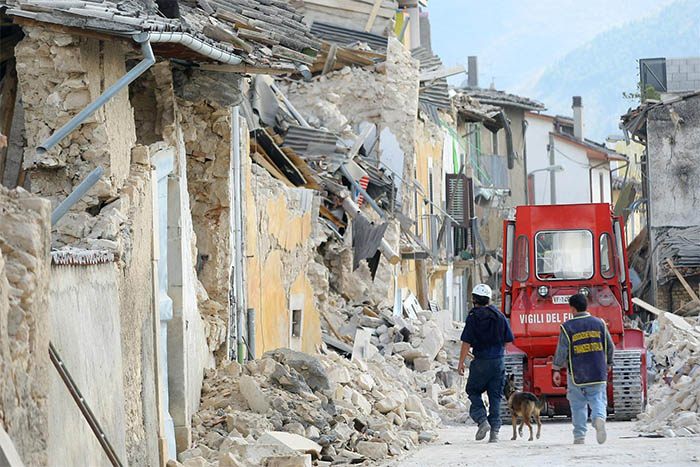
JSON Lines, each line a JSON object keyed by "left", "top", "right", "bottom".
{"left": 15, "top": 26, "right": 137, "bottom": 253}
{"left": 0, "top": 186, "right": 51, "bottom": 466}
{"left": 179, "top": 97, "right": 233, "bottom": 361}
{"left": 656, "top": 277, "right": 700, "bottom": 313}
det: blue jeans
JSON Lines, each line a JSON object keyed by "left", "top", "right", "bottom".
{"left": 567, "top": 375, "right": 607, "bottom": 439}
{"left": 466, "top": 357, "right": 505, "bottom": 431}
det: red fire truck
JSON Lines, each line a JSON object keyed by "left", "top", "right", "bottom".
{"left": 501, "top": 203, "right": 646, "bottom": 419}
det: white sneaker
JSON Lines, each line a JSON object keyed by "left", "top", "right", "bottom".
{"left": 593, "top": 418, "right": 607, "bottom": 444}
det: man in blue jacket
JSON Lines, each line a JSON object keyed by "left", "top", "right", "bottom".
{"left": 457, "top": 284, "right": 514, "bottom": 443}
{"left": 552, "top": 293, "right": 614, "bottom": 445}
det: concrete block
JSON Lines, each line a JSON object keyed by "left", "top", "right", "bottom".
{"left": 374, "top": 397, "right": 401, "bottom": 414}
{"left": 358, "top": 373, "right": 375, "bottom": 391}
{"left": 257, "top": 432, "right": 322, "bottom": 457}
{"left": 355, "top": 441, "right": 388, "bottom": 459}
{"left": 239, "top": 375, "right": 270, "bottom": 414}
{"left": 264, "top": 455, "right": 312, "bottom": 467}
{"left": 413, "top": 357, "right": 431, "bottom": 372}
{"left": 666, "top": 64, "right": 680, "bottom": 74}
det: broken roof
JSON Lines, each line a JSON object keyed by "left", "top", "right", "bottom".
{"left": 621, "top": 90, "right": 700, "bottom": 143}
{"left": 451, "top": 93, "right": 503, "bottom": 127}
{"left": 1, "top": 0, "right": 321, "bottom": 71}
{"left": 456, "top": 87, "right": 545, "bottom": 111}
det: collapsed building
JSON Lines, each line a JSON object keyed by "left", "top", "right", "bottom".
{"left": 0, "top": 0, "right": 504, "bottom": 464}
{"left": 621, "top": 90, "right": 700, "bottom": 316}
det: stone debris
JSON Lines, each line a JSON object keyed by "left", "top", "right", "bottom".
{"left": 181, "top": 309, "right": 472, "bottom": 466}
{"left": 636, "top": 311, "right": 700, "bottom": 437}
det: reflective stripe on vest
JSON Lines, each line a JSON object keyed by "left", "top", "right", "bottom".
{"left": 561, "top": 313, "right": 608, "bottom": 385}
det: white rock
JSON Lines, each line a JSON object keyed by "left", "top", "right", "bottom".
{"left": 239, "top": 375, "right": 270, "bottom": 414}
{"left": 355, "top": 441, "right": 388, "bottom": 459}
{"left": 257, "top": 432, "right": 322, "bottom": 457}
{"left": 358, "top": 373, "right": 375, "bottom": 391}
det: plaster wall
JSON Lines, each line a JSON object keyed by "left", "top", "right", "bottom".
{"left": 246, "top": 157, "right": 322, "bottom": 356}
{"left": 0, "top": 186, "right": 51, "bottom": 467}
{"left": 647, "top": 95, "right": 700, "bottom": 228}
{"left": 48, "top": 262, "right": 128, "bottom": 466}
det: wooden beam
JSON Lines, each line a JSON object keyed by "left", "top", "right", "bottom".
{"left": 202, "top": 24, "right": 253, "bottom": 53}
{"left": 197, "top": 63, "right": 296, "bottom": 75}
{"left": 0, "top": 58, "right": 18, "bottom": 183}
{"left": 364, "top": 0, "right": 384, "bottom": 32}
{"left": 419, "top": 65, "right": 466, "bottom": 82}
{"left": 666, "top": 257, "right": 700, "bottom": 305}
{"left": 631, "top": 297, "right": 663, "bottom": 316}
{"left": 250, "top": 151, "right": 295, "bottom": 187}
{"left": 321, "top": 44, "right": 337, "bottom": 75}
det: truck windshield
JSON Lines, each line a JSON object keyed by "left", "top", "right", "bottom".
{"left": 535, "top": 230, "right": 594, "bottom": 280}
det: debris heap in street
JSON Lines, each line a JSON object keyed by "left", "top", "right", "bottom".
{"left": 176, "top": 344, "right": 451, "bottom": 466}
{"left": 636, "top": 312, "right": 700, "bottom": 437}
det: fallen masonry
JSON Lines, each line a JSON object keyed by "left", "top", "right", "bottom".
{"left": 636, "top": 311, "right": 700, "bottom": 437}
{"left": 173, "top": 307, "right": 473, "bottom": 466}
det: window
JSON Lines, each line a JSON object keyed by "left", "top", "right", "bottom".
{"left": 600, "top": 233, "right": 615, "bottom": 279}
{"left": 535, "top": 230, "right": 594, "bottom": 280}
{"left": 291, "top": 309, "right": 302, "bottom": 338}
{"left": 514, "top": 235, "right": 529, "bottom": 282}
{"left": 599, "top": 173, "right": 604, "bottom": 203}
{"left": 492, "top": 130, "right": 499, "bottom": 155}
{"left": 505, "top": 223, "right": 515, "bottom": 287}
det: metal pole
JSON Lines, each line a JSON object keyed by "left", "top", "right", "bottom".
{"left": 247, "top": 308, "right": 255, "bottom": 360}
{"left": 231, "top": 105, "right": 247, "bottom": 361}
{"left": 51, "top": 166, "right": 103, "bottom": 227}
{"left": 49, "top": 343, "right": 123, "bottom": 467}
{"left": 38, "top": 40, "right": 155, "bottom": 155}
{"left": 237, "top": 309, "right": 245, "bottom": 363}
{"left": 340, "top": 164, "right": 387, "bottom": 219}
{"left": 548, "top": 133, "right": 556, "bottom": 204}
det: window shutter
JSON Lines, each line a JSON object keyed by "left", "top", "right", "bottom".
{"left": 445, "top": 174, "right": 471, "bottom": 228}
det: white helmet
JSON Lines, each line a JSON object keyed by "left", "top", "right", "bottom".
{"left": 472, "top": 283, "right": 492, "bottom": 299}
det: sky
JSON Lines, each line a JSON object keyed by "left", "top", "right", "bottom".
{"left": 428, "top": 0, "right": 677, "bottom": 94}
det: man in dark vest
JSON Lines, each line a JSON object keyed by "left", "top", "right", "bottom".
{"left": 552, "top": 293, "right": 614, "bottom": 445}
{"left": 457, "top": 284, "right": 514, "bottom": 443}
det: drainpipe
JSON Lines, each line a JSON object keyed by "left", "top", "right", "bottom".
{"left": 231, "top": 105, "right": 247, "bottom": 361}
{"left": 37, "top": 37, "right": 156, "bottom": 155}
{"left": 51, "top": 166, "right": 103, "bottom": 226}
{"left": 37, "top": 32, "right": 243, "bottom": 155}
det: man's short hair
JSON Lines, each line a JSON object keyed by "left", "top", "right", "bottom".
{"left": 472, "top": 293, "right": 490, "bottom": 306}
{"left": 569, "top": 293, "right": 588, "bottom": 312}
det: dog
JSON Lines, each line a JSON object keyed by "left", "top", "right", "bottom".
{"left": 504, "top": 374, "right": 545, "bottom": 441}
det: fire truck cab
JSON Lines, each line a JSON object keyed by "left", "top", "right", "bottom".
{"left": 501, "top": 203, "right": 646, "bottom": 419}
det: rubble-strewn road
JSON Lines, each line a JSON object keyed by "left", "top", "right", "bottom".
{"left": 389, "top": 421, "right": 700, "bottom": 467}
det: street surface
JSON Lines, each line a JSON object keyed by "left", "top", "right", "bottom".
{"left": 389, "top": 420, "right": 700, "bottom": 467}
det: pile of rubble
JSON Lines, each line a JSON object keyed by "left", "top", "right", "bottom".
{"left": 319, "top": 293, "right": 472, "bottom": 424}
{"left": 174, "top": 344, "right": 450, "bottom": 466}
{"left": 171, "top": 290, "right": 474, "bottom": 466}
{"left": 636, "top": 311, "right": 700, "bottom": 437}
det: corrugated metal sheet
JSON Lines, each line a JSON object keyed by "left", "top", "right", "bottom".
{"left": 310, "top": 21, "right": 388, "bottom": 51}
{"left": 412, "top": 46, "right": 451, "bottom": 123}
{"left": 282, "top": 125, "right": 345, "bottom": 156}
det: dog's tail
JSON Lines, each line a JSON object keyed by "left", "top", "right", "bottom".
{"left": 523, "top": 393, "right": 538, "bottom": 403}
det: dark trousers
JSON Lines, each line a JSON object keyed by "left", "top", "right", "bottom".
{"left": 466, "top": 357, "right": 505, "bottom": 430}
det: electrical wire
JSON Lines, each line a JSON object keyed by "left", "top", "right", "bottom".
{"left": 554, "top": 147, "right": 592, "bottom": 168}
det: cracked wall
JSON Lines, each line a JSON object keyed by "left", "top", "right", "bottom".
{"left": 178, "top": 97, "right": 233, "bottom": 362}
{"left": 246, "top": 149, "right": 322, "bottom": 356}
{"left": 0, "top": 186, "right": 51, "bottom": 467}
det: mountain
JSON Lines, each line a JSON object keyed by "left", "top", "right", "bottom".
{"left": 532, "top": 0, "right": 700, "bottom": 141}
